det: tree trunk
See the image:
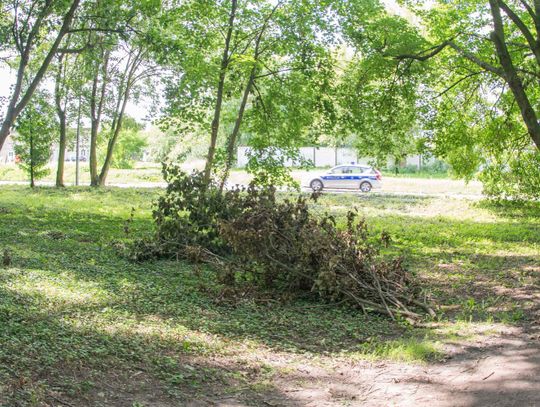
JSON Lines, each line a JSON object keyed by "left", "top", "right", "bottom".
{"left": 219, "top": 70, "right": 256, "bottom": 191}
{"left": 98, "top": 49, "right": 141, "bottom": 186}
{"left": 56, "top": 111, "right": 67, "bottom": 187}
{"left": 55, "top": 54, "right": 67, "bottom": 187}
{"left": 97, "top": 87, "right": 130, "bottom": 186}
{"left": 89, "top": 49, "right": 110, "bottom": 186}
{"left": 203, "top": 0, "right": 237, "bottom": 184}
{"left": 30, "top": 136, "right": 34, "bottom": 188}
{"left": 489, "top": 0, "right": 540, "bottom": 150}
{"left": 218, "top": 1, "right": 281, "bottom": 190}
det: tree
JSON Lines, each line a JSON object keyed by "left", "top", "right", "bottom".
{"left": 80, "top": 0, "right": 160, "bottom": 186}
{"left": 53, "top": 47, "right": 82, "bottom": 187}
{"left": 14, "top": 92, "right": 57, "bottom": 187}
{"left": 104, "top": 116, "right": 147, "bottom": 169}
{"left": 160, "top": 0, "right": 340, "bottom": 187}
{"left": 395, "top": 0, "right": 540, "bottom": 151}
{"left": 333, "top": 1, "right": 433, "bottom": 168}
{"left": 0, "top": 0, "right": 81, "bottom": 152}
{"left": 381, "top": 0, "right": 540, "bottom": 197}
{"left": 53, "top": 52, "right": 70, "bottom": 187}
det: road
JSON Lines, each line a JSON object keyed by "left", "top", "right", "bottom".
{"left": 0, "top": 174, "right": 485, "bottom": 200}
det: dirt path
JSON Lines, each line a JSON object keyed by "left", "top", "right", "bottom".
{"left": 201, "top": 299, "right": 540, "bottom": 407}
{"left": 198, "top": 325, "right": 539, "bottom": 407}
{"left": 263, "top": 331, "right": 540, "bottom": 406}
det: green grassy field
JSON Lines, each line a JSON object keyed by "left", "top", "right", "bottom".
{"left": 0, "top": 162, "right": 166, "bottom": 185}
{"left": 0, "top": 186, "right": 538, "bottom": 405}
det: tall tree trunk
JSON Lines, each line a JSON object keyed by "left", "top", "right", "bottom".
{"left": 203, "top": 0, "right": 237, "bottom": 184}
{"left": 89, "top": 49, "right": 110, "bottom": 186}
{"left": 0, "top": 0, "right": 80, "bottom": 151}
{"left": 55, "top": 54, "right": 67, "bottom": 187}
{"left": 97, "top": 85, "right": 131, "bottom": 186}
{"left": 56, "top": 111, "right": 67, "bottom": 186}
{"left": 489, "top": 0, "right": 540, "bottom": 150}
{"left": 30, "top": 136, "right": 35, "bottom": 188}
{"left": 98, "top": 49, "right": 142, "bottom": 186}
{"left": 219, "top": 1, "right": 280, "bottom": 190}
{"left": 219, "top": 70, "right": 256, "bottom": 191}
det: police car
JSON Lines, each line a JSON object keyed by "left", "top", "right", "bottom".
{"left": 307, "top": 164, "right": 382, "bottom": 192}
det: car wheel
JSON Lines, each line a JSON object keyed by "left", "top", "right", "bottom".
{"left": 310, "top": 180, "right": 323, "bottom": 192}
{"left": 360, "top": 181, "right": 372, "bottom": 193}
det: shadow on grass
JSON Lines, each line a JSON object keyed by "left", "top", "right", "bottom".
{"left": 2, "top": 186, "right": 540, "bottom": 405}
{"left": 477, "top": 199, "right": 540, "bottom": 220}
{"left": 0, "top": 284, "right": 304, "bottom": 407}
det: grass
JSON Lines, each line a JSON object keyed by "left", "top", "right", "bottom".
{"left": 0, "top": 162, "right": 165, "bottom": 185}
{"left": 1, "top": 162, "right": 484, "bottom": 197}
{"left": 0, "top": 186, "right": 538, "bottom": 405}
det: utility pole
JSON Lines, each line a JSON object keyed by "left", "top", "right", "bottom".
{"left": 75, "top": 94, "right": 81, "bottom": 186}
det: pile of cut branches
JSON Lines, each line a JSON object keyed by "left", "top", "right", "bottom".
{"left": 132, "top": 165, "right": 433, "bottom": 319}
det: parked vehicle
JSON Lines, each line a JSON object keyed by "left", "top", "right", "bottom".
{"left": 307, "top": 164, "right": 382, "bottom": 192}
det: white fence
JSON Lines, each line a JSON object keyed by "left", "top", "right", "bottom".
{"left": 237, "top": 146, "right": 427, "bottom": 169}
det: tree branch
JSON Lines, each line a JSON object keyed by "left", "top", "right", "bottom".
{"left": 498, "top": 0, "right": 540, "bottom": 65}
{"left": 432, "top": 71, "right": 483, "bottom": 99}
{"left": 393, "top": 40, "right": 453, "bottom": 61}
{"left": 394, "top": 39, "right": 505, "bottom": 77}
{"left": 448, "top": 42, "right": 505, "bottom": 77}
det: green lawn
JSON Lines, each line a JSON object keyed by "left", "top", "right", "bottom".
{"left": 0, "top": 162, "right": 165, "bottom": 185}
{"left": 0, "top": 186, "right": 538, "bottom": 406}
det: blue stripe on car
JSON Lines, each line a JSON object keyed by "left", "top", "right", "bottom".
{"left": 321, "top": 176, "right": 377, "bottom": 180}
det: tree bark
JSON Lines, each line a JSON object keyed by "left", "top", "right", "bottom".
{"left": 203, "top": 0, "right": 237, "bottom": 184}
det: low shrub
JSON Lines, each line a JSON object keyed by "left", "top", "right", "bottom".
{"left": 132, "top": 164, "right": 432, "bottom": 319}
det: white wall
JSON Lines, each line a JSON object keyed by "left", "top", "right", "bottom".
{"left": 237, "top": 146, "right": 431, "bottom": 169}
{"left": 0, "top": 135, "right": 15, "bottom": 164}
{"left": 237, "top": 146, "right": 362, "bottom": 168}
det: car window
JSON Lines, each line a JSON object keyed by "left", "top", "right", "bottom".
{"left": 348, "top": 167, "right": 364, "bottom": 174}
{"left": 330, "top": 167, "right": 345, "bottom": 174}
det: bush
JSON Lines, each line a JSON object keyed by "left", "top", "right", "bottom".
{"left": 133, "top": 164, "right": 432, "bottom": 319}
{"left": 479, "top": 150, "right": 540, "bottom": 201}
{"left": 111, "top": 129, "right": 147, "bottom": 169}
{"left": 385, "top": 159, "right": 449, "bottom": 175}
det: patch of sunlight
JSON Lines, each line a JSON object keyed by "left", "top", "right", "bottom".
{"left": 67, "top": 313, "right": 228, "bottom": 356}
{"left": 345, "top": 337, "right": 442, "bottom": 363}
{"left": 69, "top": 193, "right": 87, "bottom": 201}
{"left": 7, "top": 272, "right": 109, "bottom": 306}
{"left": 492, "top": 247, "right": 540, "bottom": 257}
